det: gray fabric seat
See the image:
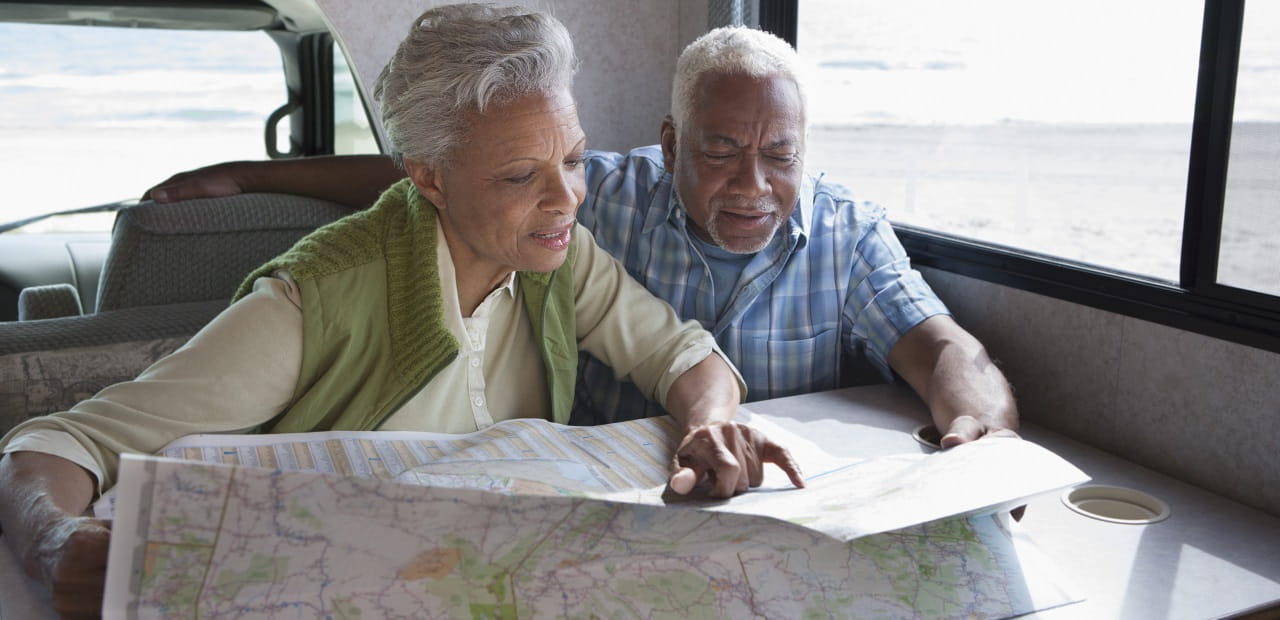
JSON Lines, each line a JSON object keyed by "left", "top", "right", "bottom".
{"left": 17, "top": 283, "right": 83, "bottom": 321}
{"left": 1, "top": 193, "right": 351, "bottom": 435}
{"left": 96, "top": 193, "right": 351, "bottom": 311}
{"left": 0, "top": 300, "right": 225, "bottom": 434}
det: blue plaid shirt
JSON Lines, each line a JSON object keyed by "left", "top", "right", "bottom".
{"left": 570, "top": 146, "right": 949, "bottom": 424}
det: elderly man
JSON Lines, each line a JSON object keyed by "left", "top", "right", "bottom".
{"left": 148, "top": 26, "right": 1018, "bottom": 447}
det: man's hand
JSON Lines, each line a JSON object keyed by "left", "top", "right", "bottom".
{"left": 25, "top": 515, "right": 111, "bottom": 619}
{"left": 933, "top": 418, "right": 1026, "bottom": 520}
{"left": 888, "top": 316, "right": 1019, "bottom": 450}
{"left": 938, "top": 415, "right": 1020, "bottom": 449}
{"left": 668, "top": 421, "right": 805, "bottom": 499}
{"left": 142, "top": 162, "right": 247, "bottom": 203}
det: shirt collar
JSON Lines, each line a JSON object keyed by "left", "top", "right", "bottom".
{"left": 642, "top": 169, "right": 680, "bottom": 234}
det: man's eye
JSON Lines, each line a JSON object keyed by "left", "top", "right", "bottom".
{"left": 704, "top": 152, "right": 735, "bottom": 160}
{"left": 505, "top": 172, "right": 536, "bottom": 184}
{"left": 564, "top": 158, "right": 583, "bottom": 169}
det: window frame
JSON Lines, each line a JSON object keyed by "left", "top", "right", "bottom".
{"left": 767, "top": 0, "right": 1280, "bottom": 354}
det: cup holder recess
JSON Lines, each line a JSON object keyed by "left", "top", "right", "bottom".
{"left": 1062, "top": 485, "right": 1170, "bottom": 524}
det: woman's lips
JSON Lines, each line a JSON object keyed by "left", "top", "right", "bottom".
{"left": 530, "top": 224, "right": 573, "bottom": 250}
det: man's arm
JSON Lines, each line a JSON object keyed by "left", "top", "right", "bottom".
{"left": 663, "top": 354, "right": 805, "bottom": 498}
{"left": 887, "top": 315, "right": 1018, "bottom": 448}
{"left": 0, "top": 451, "right": 109, "bottom": 619}
{"left": 143, "top": 154, "right": 405, "bottom": 208}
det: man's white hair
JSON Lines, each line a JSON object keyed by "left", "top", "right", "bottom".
{"left": 669, "top": 26, "right": 808, "bottom": 136}
{"left": 374, "top": 3, "right": 579, "bottom": 169}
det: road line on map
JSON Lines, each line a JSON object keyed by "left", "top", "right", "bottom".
{"left": 192, "top": 466, "right": 237, "bottom": 620}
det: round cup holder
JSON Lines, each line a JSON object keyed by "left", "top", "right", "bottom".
{"left": 1062, "top": 484, "right": 1170, "bottom": 524}
{"left": 911, "top": 424, "right": 942, "bottom": 450}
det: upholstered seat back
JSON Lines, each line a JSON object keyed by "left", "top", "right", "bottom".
{"left": 96, "top": 194, "right": 351, "bottom": 311}
{"left": 1, "top": 193, "right": 351, "bottom": 434}
{"left": 0, "top": 300, "right": 223, "bottom": 433}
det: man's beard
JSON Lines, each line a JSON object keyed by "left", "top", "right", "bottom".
{"left": 706, "top": 197, "right": 781, "bottom": 254}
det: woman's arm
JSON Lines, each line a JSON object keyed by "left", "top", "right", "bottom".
{"left": 0, "top": 451, "right": 107, "bottom": 619}
{"left": 0, "top": 275, "right": 305, "bottom": 610}
{"left": 569, "top": 227, "right": 803, "bottom": 497}
{"left": 662, "top": 354, "right": 805, "bottom": 498}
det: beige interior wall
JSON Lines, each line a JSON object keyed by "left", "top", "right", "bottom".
{"left": 314, "top": 0, "right": 707, "bottom": 153}
{"left": 920, "top": 266, "right": 1280, "bottom": 518}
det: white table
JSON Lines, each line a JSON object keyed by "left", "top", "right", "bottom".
{"left": 742, "top": 385, "right": 1280, "bottom": 619}
{"left": 5, "top": 385, "right": 1279, "bottom": 618}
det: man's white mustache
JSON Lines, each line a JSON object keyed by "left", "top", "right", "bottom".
{"left": 712, "top": 198, "right": 780, "bottom": 214}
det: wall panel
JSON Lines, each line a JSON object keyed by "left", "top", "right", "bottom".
{"left": 920, "top": 265, "right": 1280, "bottom": 517}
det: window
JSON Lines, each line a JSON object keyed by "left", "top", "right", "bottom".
{"left": 778, "top": 0, "right": 1280, "bottom": 351}
{"left": 333, "top": 41, "right": 380, "bottom": 156}
{"left": 0, "top": 23, "right": 287, "bottom": 232}
{"left": 1219, "top": 2, "right": 1280, "bottom": 297}
{"left": 796, "top": 0, "right": 1205, "bottom": 284}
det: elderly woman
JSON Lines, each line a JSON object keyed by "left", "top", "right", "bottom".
{"left": 0, "top": 4, "right": 804, "bottom": 616}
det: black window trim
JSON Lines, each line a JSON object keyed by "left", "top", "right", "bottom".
{"left": 268, "top": 30, "right": 335, "bottom": 157}
{"left": 765, "top": 0, "right": 1280, "bottom": 355}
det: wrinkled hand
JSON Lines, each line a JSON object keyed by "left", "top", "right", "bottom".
{"left": 142, "top": 162, "right": 246, "bottom": 203}
{"left": 668, "top": 422, "right": 805, "bottom": 499}
{"left": 938, "top": 415, "right": 1020, "bottom": 449}
{"left": 937, "top": 417, "right": 1025, "bottom": 521}
{"left": 25, "top": 516, "right": 112, "bottom": 619}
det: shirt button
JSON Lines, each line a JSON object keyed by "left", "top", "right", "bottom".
{"left": 470, "top": 357, "right": 480, "bottom": 368}
{"left": 472, "top": 396, "right": 484, "bottom": 407}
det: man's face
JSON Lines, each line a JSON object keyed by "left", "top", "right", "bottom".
{"left": 663, "top": 73, "right": 804, "bottom": 254}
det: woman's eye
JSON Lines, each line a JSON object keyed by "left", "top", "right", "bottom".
{"left": 505, "top": 171, "right": 536, "bottom": 184}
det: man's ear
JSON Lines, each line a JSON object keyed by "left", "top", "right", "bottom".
{"left": 659, "top": 115, "right": 678, "bottom": 175}
{"left": 403, "top": 158, "right": 448, "bottom": 210}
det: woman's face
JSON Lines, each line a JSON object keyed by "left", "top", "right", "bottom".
{"left": 407, "top": 87, "right": 587, "bottom": 290}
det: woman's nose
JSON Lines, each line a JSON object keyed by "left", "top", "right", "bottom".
{"left": 540, "top": 167, "right": 584, "bottom": 213}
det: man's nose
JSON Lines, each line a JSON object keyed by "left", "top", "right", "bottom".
{"left": 729, "top": 153, "right": 770, "bottom": 198}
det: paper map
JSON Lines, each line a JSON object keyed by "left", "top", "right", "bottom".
{"left": 101, "top": 416, "right": 1086, "bottom": 618}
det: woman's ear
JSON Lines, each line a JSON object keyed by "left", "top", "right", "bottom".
{"left": 403, "top": 158, "right": 448, "bottom": 210}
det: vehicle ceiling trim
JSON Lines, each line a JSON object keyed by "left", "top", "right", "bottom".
{"left": 0, "top": 1, "right": 282, "bottom": 30}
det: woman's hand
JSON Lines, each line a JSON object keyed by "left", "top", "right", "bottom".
{"left": 668, "top": 421, "right": 804, "bottom": 498}
{"left": 25, "top": 516, "right": 112, "bottom": 619}
{"left": 0, "top": 451, "right": 103, "bottom": 618}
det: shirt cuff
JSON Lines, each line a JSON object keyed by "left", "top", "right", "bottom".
{"left": 652, "top": 338, "right": 748, "bottom": 407}
{"left": 2, "top": 429, "right": 105, "bottom": 489}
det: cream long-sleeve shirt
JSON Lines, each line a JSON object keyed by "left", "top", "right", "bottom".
{"left": 2, "top": 221, "right": 739, "bottom": 493}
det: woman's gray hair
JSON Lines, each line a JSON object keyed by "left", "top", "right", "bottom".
{"left": 670, "top": 26, "right": 808, "bottom": 136}
{"left": 374, "top": 3, "right": 579, "bottom": 168}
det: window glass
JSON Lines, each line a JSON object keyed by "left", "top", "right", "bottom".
{"left": 1219, "top": 2, "right": 1280, "bottom": 296}
{"left": 797, "top": 0, "right": 1202, "bottom": 283}
{"left": 0, "top": 23, "right": 286, "bottom": 232}
{"left": 333, "top": 41, "right": 380, "bottom": 156}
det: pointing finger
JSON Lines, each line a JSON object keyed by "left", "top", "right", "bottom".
{"left": 760, "top": 441, "right": 806, "bottom": 488}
